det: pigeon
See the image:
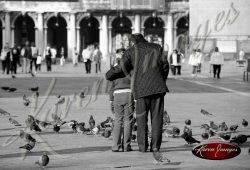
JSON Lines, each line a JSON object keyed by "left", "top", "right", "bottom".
{"left": 79, "top": 90, "right": 85, "bottom": 99}
{"left": 51, "top": 113, "right": 66, "bottom": 126}
{"left": 209, "top": 129, "right": 216, "bottom": 137}
{"left": 210, "top": 121, "right": 219, "bottom": 131}
{"left": 8, "top": 88, "right": 17, "bottom": 92}
{"left": 35, "top": 119, "right": 51, "bottom": 129}
{"left": 30, "top": 122, "right": 42, "bottom": 132}
{"left": 35, "top": 152, "right": 49, "bottom": 168}
{"left": 9, "top": 118, "right": 21, "bottom": 126}
{"left": 19, "top": 130, "right": 36, "bottom": 143}
{"left": 230, "top": 125, "right": 239, "bottom": 132}
{"left": 12, "top": 75, "right": 16, "bottom": 79}
{"left": 0, "top": 108, "right": 11, "bottom": 116}
{"left": 201, "top": 123, "right": 210, "bottom": 130}
{"left": 219, "top": 122, "right": 228, "bottom": 131}
{"left": 100, "top": 117, "right": 113, "bottom": 128}
{"left": 104, "top": 129, "right": 111, "bottom": 138}
{"left": 163, "top": 126, "right": 180, "bottom": 137}
{"left": 68, "top": 120, "right": 78, "bottom": 133}
{"left": 23, "top": 94, "right": 31, "bottom": 107}
{"left": 230, "top": 134, "right": 250, "bottom": 145}
{"left": 131, "top": 134, "right": 136, "bottom": 142}
{"left": 153, "top": 151, "right": 171, "bottom": 163}
{"left": 201, "top": 132, "right": 209, "bottom": 140}
{"left": 181, "top": 132, "right": 200, "bottom": 145}
{"left": 89, "top": 115, "right": 95, "bottom": 129}
{"left": 185, "top": 119, "right": 191, "bottom": 126}
{"left": 92, "top": 126, "right": 100, "bottom": 135}
{"left": 55, "top": 97, "right": 65, "bottom": 105}
{"left": 163, "top": 110, "right": 170, "bottom": 125}
{"left": 19, "top": 141, "right": 36, "bottom": 152}
{"left": 29, "top": 86, "right": 39, "bottom": 92}
{"left": 201, "top": 109, "right": 213, "bottom": 116}
{"left": 219, "top": 133, "right": 231, "bottom": 141}
{"left": 1, "top": 86, "right": 10, "bottom": 91}
{"left": 34, "top": 91, "right": 39, "bottom": 98}
{"left": 183, "top": 126, "right": 192, "bottom": 137}
{"left": 242, "top": 119, "right": 248, "bottom": 127}
{"left": 53, "top": 124, "right": 61, "bottom": 133}
{"left": 76, "top": 122, "right": 86, "bottom": 133}
{"left": 25, "top": 115, "right": 36, "bottom": 128}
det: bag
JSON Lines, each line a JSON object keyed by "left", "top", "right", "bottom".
{"left": 0, "top": 51, "right": 7, "bottom": 61}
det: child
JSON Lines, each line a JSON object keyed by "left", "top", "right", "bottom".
{"left": 109, "top": 48, "right": 134, "bottom": 152}
{"left": 60, "top": 56, "right": 65, "bottom": 66}
{"left": 36, "top": 53, "right": 42, "bottom": 71}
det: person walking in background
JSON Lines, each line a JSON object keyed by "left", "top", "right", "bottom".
{"left": 36, "top": 53, "right": 42, "bottom": 72}
{"left": 23, "top": 41, "right": 32, "bottom": 73}
{"left": 51, "top": 46, "right": 57, "bottom": 65}
{"left": 196, "top": 49, "right": 203, "bottom": 74}
{"left": 188, "top": 49, "right": 199, "bottom": 77}
{"left": 110, "top": 48, "right": 134, "bottom": 152}
{"left": 106, "top": 33, "right": 169, "bottom": 153}
{"left": 239, "top": 49, "right": 245, "bottom": 60}
{"left": 82, "top": 45, "right": 93, "bottom": 74}
{"left": 169, "top": 49, "right": 182, "bottom": 76}
{"left": 60, "top": 47, "right": 65, "bottom": 66}
{"left": 210, "top": 47, "right": 224, "bottom": 79}
{"left": 0, "top": 44, "right": 11, "bottom": 74}
{"left": 30, "top": 42, "right": 38, "bottom": 73}
{"left": 72, "top": 47, "right": 79, "bottom": 67}
{"left": 10, "top": 43, "right": 20, "bottom": 74}
{"left": 93, "top": 44, "right": 102, "bottom": 73}
{"left": 44, "top": 44, "right": 52, "bottom": 72}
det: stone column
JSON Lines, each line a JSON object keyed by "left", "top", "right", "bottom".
{"left": 37, "top": 12, "right": 43, "bottom": 54}
{"left": 11, "top": 27, "right": 14, "bottom": 47}
{"left": 134, "top": 14, "right": 140, "bottom": 34}
{"left": 108, "top": 26, "right": 112, "bottom": 53}
{"left": 173, "top": 26, "right": 177, "bottom": 49}
{"left": 68, "top": 13, "right": 76, "bottom": 59}
{"left": 100, "top": 15, "right": 108, "bottom": 60}
{"left": 5, "top": 12, "right": 11, "bottom": 46}
{"left": 2, "top": 28, "right": 5, "bottom": 49}
{"left": 44, "top": 26, "right": 47, "bottom": 52}
{"left": 76, "top": 26, "right": 80, "bottom": 53}
{"left": 166, "top": 13, "right": 174, "bottom": 57}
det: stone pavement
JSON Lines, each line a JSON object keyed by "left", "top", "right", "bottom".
{"left": 0, "top": 60, "right": 250, "bottom": 170}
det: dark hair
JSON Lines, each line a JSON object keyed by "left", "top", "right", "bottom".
{"left": 214, "top": 47, "right": 219, "bottom": 52}
{"left": 116, "top": 48, "right": 125, "bottom": 54}
{"left": 129, "top": 33, "right": 147, "bottom": 44}
{"left": 197, "top": 49, "right": 201, "bottom": 52}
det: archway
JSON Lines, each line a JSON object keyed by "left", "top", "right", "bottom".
{"left": 144, "top": 16, "right": 164, "bottom": 46}
{"left": 176, "top": 16, "right": 189, "bottom": 52}
{"left": 79, "top": 16, "right": 99, "bottom": 55}
{"left": 112, "top": 15, "right": 132, "bottom": 52}
{"left": 14, "top": 15, "right": 35, "bottom": 46}
{"left": 47, "top": 16, "right": 67, "bottom": 58}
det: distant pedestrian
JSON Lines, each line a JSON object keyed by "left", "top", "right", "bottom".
{"left": 169, "top": 49, "right": 182, "bottom": 75}
{"left": 30, "top": 42, "right": 38, "bottom": 73}
{"left": 44, "top": 44, "right": 52, "bottom": 72}
{"left": 210, "top": 47, "right": 224, "bottom": 79}
{"left": 188, "top": 49, "right": 199, "bottom": 77}
{"left": 23, "top": 41, "right": 32, "bottom": 73}
{"left": 82, "top": 45, "right": 93, "bottom": 74}
{"left": 196, "top": 49, "right": 203, "bottom": 73}
{"left": 239, "top": 49, "right": 245, "bottom": 60}
{"left": 11, "top": 43, "right": 20, "bottom": 74}
{"left": 93, "top": 44, "right": 102, "bottom": 73}
{"left": 72, "top": 47, "right": 79, "bottom": 67}
{"left": 0, "top": 44, "right": 11, "bottom": 74}
{"left": 36, "top": 53, "right": 42, "bottom": 71}
{"left": 51, "top": 47, "right": 57, "bottom": 64}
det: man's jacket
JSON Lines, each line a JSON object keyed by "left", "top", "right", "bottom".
{"left": 106, "top": 36, "right": 169, "bottom": 100}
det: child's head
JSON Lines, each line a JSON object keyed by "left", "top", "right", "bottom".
{"left": 115, "top": 48, "right": 125, "bottom": 65}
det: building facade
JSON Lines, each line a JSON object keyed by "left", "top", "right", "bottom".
{"left": 0, "top": 0, "right": 189, "bottom": 60}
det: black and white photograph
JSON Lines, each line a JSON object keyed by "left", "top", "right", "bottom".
{"left": 0, "top": 0, "right": 249, "bottom": 169}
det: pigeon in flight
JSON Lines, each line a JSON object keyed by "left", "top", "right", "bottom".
{"left": 9, "top": 118, "right": 21, "bottom": 126}
{"left": 19, "top": 130, "right": 36, "bottom": 143}
{"left": 35, "top": 152, "right": 49, "bottom": 169}
{"left": 29, "top": 86, "right": 39, "bottom": 92}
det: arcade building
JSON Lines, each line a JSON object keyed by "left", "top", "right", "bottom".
{"left": 0, "top": 0, "right": 189, "bottom": 60}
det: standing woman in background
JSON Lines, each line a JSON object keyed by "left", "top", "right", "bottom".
{"left": 0, "top": 44, "right": 11, "bottom": 74}
{"left": 210, "top": 47, "right": 224, "bottom": 79}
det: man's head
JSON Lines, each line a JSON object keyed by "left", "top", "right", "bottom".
{"left": 129, "top": 33, "right": 147, "bottom": 45}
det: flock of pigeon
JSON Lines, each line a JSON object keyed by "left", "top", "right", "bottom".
{"left": 161, "top": 109, "right": 250, "bottom": 156}
{"left": 1, "top": 84, "right": 250, "bottom": 167}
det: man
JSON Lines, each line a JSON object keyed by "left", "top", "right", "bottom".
{"left": 11, "top": 43, "right": 20, "bottom": 74}
{"left": 23, "top": 41, "right": 32, "bottom": 73}
{"left": 82, "top": 45, "right": 93, "bottom": 74}
{"left": 106, "top": 33, "right": 169, "bottom": 152}
{"left": 44, "top": 44, "right": 52, "bottom": 72}
{"left": 93, "top": 44, "right": 102, "bottom": 73}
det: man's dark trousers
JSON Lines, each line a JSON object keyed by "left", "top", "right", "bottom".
{"left": 136, "top": 93, "right": 164, "bottom": 152}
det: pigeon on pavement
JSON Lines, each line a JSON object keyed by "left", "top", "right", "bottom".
{"left": 230, "top": 125, "right": 239, "bottom": 132}
{"left": 19, "top": 130, "right": 36, "bottom": 143}
{"left": 201, "top": 109, "right": 213, "bottom": 116}
{"left": 242, "top": 119, "right": 248, "bottom": 127}
{"left": 19, "top": 141, "right": 36, "bottom": 152}
{"left": 185, "top": 119, "right": 191, "bottom": 126}
{"left": 219, "top": 122, "right": 228, "bottom": 131}
{"left": 30, "top": 122, "right": 42, "bottom": 132}
{"left": 23, "top": 94, "right": 31, "bottom": 106}
{"left": 163, "top": 110, "right": 170, "bottom": 125}
{"left": 35, "top": 152, "right": 49, "bottom": 168}
{"left": 1, "top": 86, "right": 10, "bottom": 91}
{"left": 8, "top": 88, "right": 17, "bottom": 92}
{"left": 89, "top": 115, "right": 95, "bottom": 129}
{"left": 230, "top": 134, "right": 250, "bottom": 145}
{"left": 210, "top": 121, "right": 219, "bottom": 131}
{"left": 55, "top": 97, "right": 65, "bottom": 105}
{"left": 181, "top": 132, "right": 200, "bottom": 145}
{"left": 29, "top": 86, "right": 39, "bottom": 92}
